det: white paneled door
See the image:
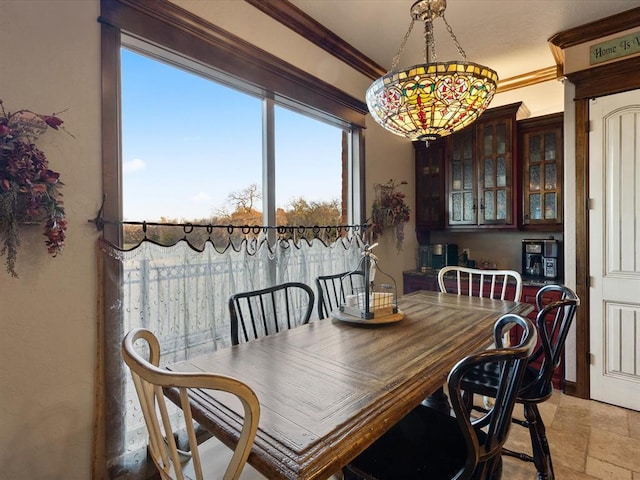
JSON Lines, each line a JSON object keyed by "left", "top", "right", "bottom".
{"left": 589, "top": 90, "right": 640, "bottom": 411}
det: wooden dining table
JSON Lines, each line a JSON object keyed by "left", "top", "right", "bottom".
{"left": 167, "top": 290, "right": 533, "bottom": 480}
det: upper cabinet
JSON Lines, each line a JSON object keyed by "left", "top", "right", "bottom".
{"left": 414, "top": 103, "right": 564, "bottom": 235}
{"left": 414, "top": 138, "right": 446, "bottom": 230}
{"left": 518, "top": 113, "right": 564, "bottom": 230}
{"left": 446, "top": 102, "right": 528, "bottom": 228}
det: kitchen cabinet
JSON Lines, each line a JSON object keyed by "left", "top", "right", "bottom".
{"left": 414, "top": 138, "right": 446, "bottom": 230}
{"left": 518, "top": 113, "right": 564, "bottom": 230}
{"left": 414, "top": 102, "right": 537, "bottom": 234}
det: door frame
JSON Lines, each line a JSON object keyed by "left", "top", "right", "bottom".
{"left": 550, "top": 8, "right": 640, "bottom": 398}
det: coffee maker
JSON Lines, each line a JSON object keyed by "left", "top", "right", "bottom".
{"left": 522, "top": 238, "right": 559, "bottom": 279}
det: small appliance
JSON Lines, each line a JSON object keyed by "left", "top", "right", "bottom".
{"left": 522, "top": 238, "right": 560, "bottom": 279}
{"left": 419, "top": 244, "right": 459, "bottom": 270}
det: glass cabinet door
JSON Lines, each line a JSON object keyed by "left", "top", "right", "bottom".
{"left": 447, "top": 129, "right": 476, "bottom": 225}
{"left": 477, "top": 117, "right": 513, "bottom": 225}
{"left": 520, "top": 113, "right": 563, "bottom": 228}
{"left": 414, "top": 138, "right": 445, "bottom": 230}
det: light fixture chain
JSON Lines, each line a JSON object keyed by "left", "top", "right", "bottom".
{"left": 390, "top": 18, "right": 416, "bottom": 71}
{"left": 424, "top": 10, "right": 436, "bottom": 63}
{"left": 441, "top": 13, "right": 468, "bottom": 62}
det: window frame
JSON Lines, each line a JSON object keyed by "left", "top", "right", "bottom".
{"left": 98, "top": 0, "right": 367, "bottom": 471}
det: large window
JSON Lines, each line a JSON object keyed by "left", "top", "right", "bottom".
{"left": 98, "top": 2, "right": 368, "bottom": 475}
{"left": 121, "top": 46, "right": 350, "bottom": 230}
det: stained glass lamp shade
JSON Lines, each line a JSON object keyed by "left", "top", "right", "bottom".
{"left": 367, "top": 0, "right": 499, "bottom": 143}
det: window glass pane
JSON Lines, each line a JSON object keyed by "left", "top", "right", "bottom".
{"left": 121, "top": 49, "right": 262, "bottom": 223}
{"left": 275, "top": 106, "right": 345, "bottom": 225}
{"left": 452, "top": 192, "right": 462, "bottom": 221}
{"left": 483, "top": 126, "right": 493, "bottom": 156}
{"left": 484, "top": 158, "right": 494, "bottom": 188}
{"left": 463, "top": 159, "right": 473, "bottom": 190}
{"left": 484, "top": 191, "right": 494, "bottom": 220}
{"left": 529, "top": 165, "right": 541, "bottom": 191}
{"left": 496, "top": 156, "right": 506, "bottom": 187}
{"left": 529, "top": 135, "right": 542, "bottom": 163}
{"left": 545, "top": 193, "right": 557, "bottom": 219}
{"left": 496, "top": 190, "right": 506, "bottom": 220}
{"left": 496, "top": 124, "right": 506, "bottom": 155}
{"left": 544, "top": 133, "right": 556, "bottom": 160}
{"left": 452, "top": 161, "right": 462, "bottom": 191}
{"left": 530, "top": 193, "right": 541, "bottom": 219}
{"left": 545, "top": 164, "right": 557, "bottom": 190}
{"left": 463, "top": 192, "right": 475, "bottom": 222}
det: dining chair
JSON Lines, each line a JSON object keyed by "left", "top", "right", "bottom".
{"left": 315, "top": 270, "right": 365, "bottom": 319}
{"left": 438, "top": 265, "right": 523, "bottom": 302}
{"left": 460, "top": 285, "right": 579, "bottom": 480}
{"left": 122, "top": 327, "right": 265, "bottom": 480}
{"left": 229, "top": 282, "right": 315, "bottom": 345}
{"left": 344, "top": 313, "right": 538, "bottom": 480}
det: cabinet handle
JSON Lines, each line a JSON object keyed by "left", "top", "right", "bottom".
{"left": 472, "top": 204, "right": 477, "bottom": 211}
{"left": 480, "top": 203, "right": 486, "bottom": 210}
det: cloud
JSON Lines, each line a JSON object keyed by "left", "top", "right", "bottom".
{"left": 191, "top": 192, "right": 211, "bottom": 203}
{"left": 123, "top": 158, "right": 146, "bottom": 173}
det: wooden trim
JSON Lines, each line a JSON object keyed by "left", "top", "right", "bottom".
{"left": 549, "top": 7, "right": 640, "bottom": 75}
{"left": 549, "top": 7, "right": 640, "bottom": 49}
{"left": 100, "top": 0, "right": 368, "bottom": 126}
{"left": 568, "top": 56, "right": 640, "bottom": 100}
{"left": 245, "top": 0, "right": 386, "bottom": 80}
{"left": 563, "top": 380, "right": 577, "bottom": 396}
{"left": 247, "top": 0, "right": 560, "bottom": 93}
{"left": 574, "top": 98, "right": 590, "bottom": 399}
{"left": 496, "top": 66, "right": 559, "bottom": 93}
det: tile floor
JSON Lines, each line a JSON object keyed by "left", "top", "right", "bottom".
{"left": 500, "top": 390, "right": 640, "bottom": 479}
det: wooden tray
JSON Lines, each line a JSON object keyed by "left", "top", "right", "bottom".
{"left": 329, "top": 309, "right": 404, "bottom": 325}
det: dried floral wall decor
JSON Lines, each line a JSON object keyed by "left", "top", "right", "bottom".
{"left": 370, "top": 179, "right": 410, "bottom": 251}
{"left": 0, "top": 100, "right": 70, "bottom": 277}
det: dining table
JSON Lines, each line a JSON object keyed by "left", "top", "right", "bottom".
{"left": 166, "top": 290, "right": 533, "bottom": 480}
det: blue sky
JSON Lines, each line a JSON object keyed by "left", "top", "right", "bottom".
{"left": 121, "top": 49, "right": 344, "bottom": 221}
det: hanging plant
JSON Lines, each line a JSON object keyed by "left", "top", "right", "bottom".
{"left": 370, "top": 179, "right": 410, "bottom": 251}
{"left": 0, "top": 100, "right": 70, "bottom": 277}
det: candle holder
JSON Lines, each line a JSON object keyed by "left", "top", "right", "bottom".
{"left": 332, "top": 243, "right": 404, "bottom": 324}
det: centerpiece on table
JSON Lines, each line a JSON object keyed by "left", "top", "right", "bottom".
{"left": 0, "top": 100, "right": 69, "bottom": 277}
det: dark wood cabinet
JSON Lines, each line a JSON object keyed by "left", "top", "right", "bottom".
{"left": 414, "top": 102, "right": 528, "bottom": 233}
{"left": 518, "top": 113, "right": 564, "bottom": 230}
{"left": 413, "top": 138, "right": 446, "bottom": 230}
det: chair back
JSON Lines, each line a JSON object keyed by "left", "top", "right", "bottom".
{"left": 315, "top": 271, "right": 365, "bottom": 319}
{"left": 438, "top": 266, "right": 523, "bottom": 301}
{"left": 523, "top": 284, "right": 579, "bottom": 399}
{"left": 122, "top": 328, "right": 260, "bottom": 480}
{"left": 448, "top": 314, "right": 537, "bottom": 479}
{"left": 229, "top": 282, "right": 314, "bottom": 345}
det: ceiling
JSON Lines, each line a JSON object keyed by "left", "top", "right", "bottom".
{"left": 288, "top": 0, "right": 640, "bottom": 82}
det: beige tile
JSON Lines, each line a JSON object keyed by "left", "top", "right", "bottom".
{"left": 587, "top": 400, "right": 629, "bottom": 436}
{"left": 589, "top": 427, "right": 640, "bottom": 472}
{"left": 586, "top": 457, "right": 632, "bottom": 480}
{"left": 628, "top": 409, "right": 640, "bottom": 440}
{"left": 547, "top": 426, "right": 589, "bottom": 472}
{"left": 554, "top": 463, "right": 601, "bottom": 479}
{"left": 634, "top": 472, "right": 640, "bottom": 480}
{"left": 501, "top": 456, "right": 535, "bottom": 480}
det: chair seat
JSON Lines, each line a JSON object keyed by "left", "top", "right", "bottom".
{"left": 460, "top": 361, "right": 553, "bottom": 404}
{"left": 347, "top": 405, "right": 500, "bottom": 480}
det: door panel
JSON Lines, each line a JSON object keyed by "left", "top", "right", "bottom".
{"left": 589, "top": 90, "right": 640, "bottom": 410}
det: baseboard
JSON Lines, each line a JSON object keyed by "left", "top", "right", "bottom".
{"left": 563, "top": 380, "right": 577, "bottom": 396}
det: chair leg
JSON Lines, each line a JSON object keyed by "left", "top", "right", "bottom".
{"left": 523, "top": 403, "right": 554, "bottom": 480}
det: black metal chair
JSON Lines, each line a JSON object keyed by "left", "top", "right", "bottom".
{"left": 315, "top": 270, "right": 365, "bottom": 319}
{"left": 229, "top": 282, "right": 315, "bottom": 345}
{"left": 344, "top": 313, "right": 537, "bottom": 480}
{"left": 460, "top": 285, "right": 579, "bottom": 480}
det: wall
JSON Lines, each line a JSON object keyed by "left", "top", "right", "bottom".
{"left": 0, "top": 1, "right": 412, "bottom": 478}
{"left": 0, "top": 1, "right": 576, "bottom": 478}
{"left": 0, "top": 2, "right": 102, "bottom": 479}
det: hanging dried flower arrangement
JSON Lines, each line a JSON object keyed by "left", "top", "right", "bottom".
{"left": 0, "top": 100, "right": 70, "bottom": 277}
{"left": 370, "top": 179, "right": 410, "bottom": 251}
